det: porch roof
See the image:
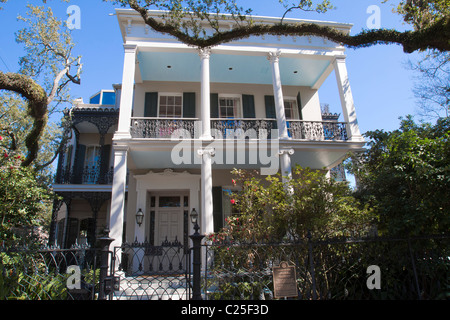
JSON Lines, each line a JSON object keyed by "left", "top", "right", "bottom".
{"left": 116, "top": 9, "right": 352, "bottom": 88}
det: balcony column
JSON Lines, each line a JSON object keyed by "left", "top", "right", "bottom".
{"left": 268, "top": 50, "right": 289, "bottom": 139}
{"left": 333, "top": 57, "right": 363, "bottom": 141}
{"left": 197, "top": 147, "right": 215, "bottom": 236}
{"left": 116, "top": 44, "right": 137, "bottom": 140}
{"left": 109, "top": 145, "right": 128, "bottom": 251}
{"left": 199, "top": 48, "right": 212, "bottom": 140}
{"left": 278, "top": 148, "right": 294, "bottom": 194}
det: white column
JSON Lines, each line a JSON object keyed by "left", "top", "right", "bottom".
{"left": 116, "top": 44, "right": 137, "bottom": 140}
{"left": 334, "top": 57, "right": 363, "bottom": 141}
{"left": 268, "top": 50, "right": 289, "bottom": 139}
{"left": 278, "top": 148, "right": 294, "bottom": 194}
{"left": 109, "top": 145, "right": 128, "bottom": 251}
{"left": 197, "top": 147, "right": 215, "bottom": 236}
{"left": 199, "top": 48, "right": 212, "bottom": 140}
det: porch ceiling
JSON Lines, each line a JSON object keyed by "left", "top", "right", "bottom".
{"left": 127, "top": 140, "right": 363, "bottom": 171}
{"left": 137, "top": 51, "right": 331, "bottom": 87}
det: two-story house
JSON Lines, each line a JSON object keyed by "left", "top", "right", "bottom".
{"left": 50, "top": 9, "right": 364, "bottom": 250}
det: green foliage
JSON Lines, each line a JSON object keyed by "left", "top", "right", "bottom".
{"left": 0, "top": 146, "right": 54, "bottom": 245}
{"left": 347, "top": 116, "right": 450, "bottom": 236}
{"left": 210, "top": 166, "right": 375, "bottom": 243}
{"left": 393, "top": 0, "right": 450, "bottom": 30}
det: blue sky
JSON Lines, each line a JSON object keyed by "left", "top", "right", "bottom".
{"left": 0, "top": 0, "right": 422, "bottom": 135}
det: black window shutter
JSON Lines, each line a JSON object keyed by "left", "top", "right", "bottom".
{"left": 210, "top": 93, "right": 219, "bottom": 118}
{"left": 99, "top": 144, "right": 111, "bottom": 184}
{"left": 65, "top": 218, "right": 79, "bottom": 249}
{"left": 144, "top": 92, "right": 158, "bottom": 117}
{"left": 264, "top": 95, "right": 276, "bottom": 119}
{"left": 183, "top": 92, "right": 196, "bottom": 118}
{"left": 242, "top": 94, "right": 256, "bottom": 118}
{"left": 212, "top": 186, "right": 223, "bottom": 232}
{"left": 297, "top": 92, "right": 303, "bottom": 120}
{"left": 73, "top": 144, "right": 86, "bottom": 184}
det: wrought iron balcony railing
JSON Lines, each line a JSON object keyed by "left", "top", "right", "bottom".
{"left": 130, "top": 118, "right": 348, "bottom": 141}
{"left": 131, "top": 117, "right": 199, "bottom": 139}
{"left": 55, "top": 166, "right": 115, "bottom": 185}
{"left": 211, "top": 118, "right": 278, "bottom": 139}
{"left": 287, "top": 120, "right": 348, "bottom": 141}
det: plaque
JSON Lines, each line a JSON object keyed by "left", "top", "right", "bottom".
{"left": 272, "top": 261, "right": 298, "bottom": 299}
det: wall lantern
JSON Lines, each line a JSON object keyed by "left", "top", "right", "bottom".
{"left": 136, "top": 208, "right": 144, "bottom": 227}
{"left": 190, "top": 208, "right": 198, "bottom": 226}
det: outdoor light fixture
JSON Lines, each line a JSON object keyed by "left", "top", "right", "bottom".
{"left": 136, "top": 208, "right": 144, "bottom": 227}
{"left": 190, "top": 208, "right": 198, "bottom": 225}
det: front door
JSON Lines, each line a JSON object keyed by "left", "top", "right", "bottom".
{"left": 148, "top": 193, "right": 189, "bottom": 274}
{"left": 157, "top": 208, "right": 182, "bottom": 245}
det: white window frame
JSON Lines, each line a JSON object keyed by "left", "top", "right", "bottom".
{"left": 218, "top": 94, "right": 242, "bottom": 119}
{"left": 158, "top": 92, "right": 183, "bottom": 118}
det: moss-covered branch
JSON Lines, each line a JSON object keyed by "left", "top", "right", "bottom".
{"left": 0, "top": 72, "right": 48, "bottom": 167}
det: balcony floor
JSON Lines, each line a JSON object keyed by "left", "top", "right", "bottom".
{"left": 125, "top": 138, "right": 365, "bottom": 171}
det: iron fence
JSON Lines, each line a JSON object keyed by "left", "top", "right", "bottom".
{"left": 1, "top": 234, "right": 448, "bottom": 300}
{"left": 0, "top": 244, "right": 100, "bottom": 300}
{"left": 203, "top": 234, "right": 449, "bottom": 300}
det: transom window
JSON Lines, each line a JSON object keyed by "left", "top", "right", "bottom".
{"left": 284, "top": 99, "right": 299, "bottom": 120}
{"left": 159, "top": 94, "right": 182, "bottom": 118}
{"left": 219, "top": 96, "right": 241, "bottom": 118}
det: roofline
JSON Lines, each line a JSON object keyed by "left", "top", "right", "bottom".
{"left": 114, "top": 8, "right": 353, "bottom": 40}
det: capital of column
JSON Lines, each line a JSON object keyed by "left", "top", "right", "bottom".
{"left": 197, "top": 147, "right": 215, "bottom": 157}
{"left": 123, "top": 43, "right": 138, "bottom": 54}
{"left": 334, "top": 56, "right": 347, "bottom": 63}
{"left": 267, "top": 50, "right": 282, "bottom": 63}
{"left": 198, "top": 47, "right": 211, "bottom": 60}
{"left": 278, "top": 148, "right": 295, "bottom": 156}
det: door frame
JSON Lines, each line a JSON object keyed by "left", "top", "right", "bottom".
{"left": 147, "top": 191, "right": 189, "bottom": 247}
{"left": 133, "top": 170, "right": 200, "bottom": 245}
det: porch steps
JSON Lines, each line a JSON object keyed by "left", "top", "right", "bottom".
{"left": 112, "top": 275, "right": 190, "bottom": 300}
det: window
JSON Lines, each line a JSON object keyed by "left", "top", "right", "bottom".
{"left": 219, "top": 96, "right": 241, "bottom": 118}
{"left": 84, "top": 146, "right": 101, "bottom": 168}
{"left": 83, "top": 146, "right": 100, "bottom": 184}
{"left": 159, "top": 94, "right": 182, "bottom": 118}
{"left": 284, "top": 99, "right": 299, "bottom": 120}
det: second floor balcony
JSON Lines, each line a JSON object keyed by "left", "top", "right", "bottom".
{"left": 56, "top": 166, "right": 115, "bottom": 185}
{"left": 130, "top": 118, "right": 349, "bottom": 141}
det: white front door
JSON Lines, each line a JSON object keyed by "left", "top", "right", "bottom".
{"left": 150, "top": 193, "right": 189, "bottom": 247}
{"left": 157, "top": 208, "right": 182, "bottom": 245}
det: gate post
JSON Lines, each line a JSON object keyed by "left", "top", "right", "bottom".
{"left": 189, "top": 222, "right": 205, "bottom": 300}
{"left": 98, "top": 228, "right": 114, "bottom": 300}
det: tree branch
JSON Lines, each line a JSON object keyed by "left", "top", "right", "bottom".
{"left": 0, "top": 72, "right": 48, "bottom": 167}
{"left": 128, "top": 0, "right": 450, "bottom": 53}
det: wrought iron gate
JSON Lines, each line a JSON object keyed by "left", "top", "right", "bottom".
{"left": 107, "top": 239, "right": 192, "bottom": 300}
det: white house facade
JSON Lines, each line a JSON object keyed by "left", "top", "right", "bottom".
{"left": 50, "top": 9, "right": 365, "bottom": 253}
